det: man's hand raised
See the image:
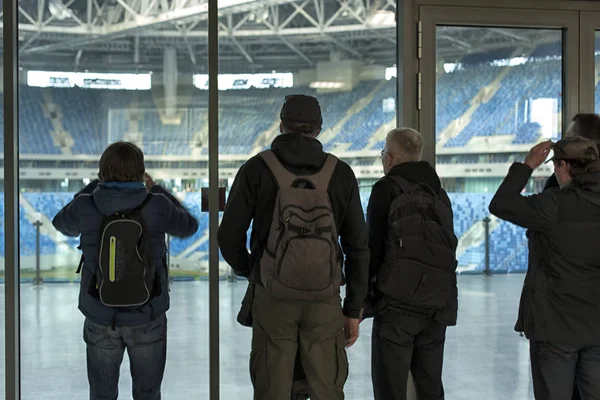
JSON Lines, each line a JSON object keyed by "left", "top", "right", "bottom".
{"left": 524, "top": 141, "right": 553, "bottom": 170}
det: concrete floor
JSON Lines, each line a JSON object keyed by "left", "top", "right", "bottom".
{"left": 0, "top": 274, "right": 534, "bottom": 399}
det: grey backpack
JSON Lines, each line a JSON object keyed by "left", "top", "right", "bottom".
{"left": 259, "top": 150, "right": 341, "bottom": 302}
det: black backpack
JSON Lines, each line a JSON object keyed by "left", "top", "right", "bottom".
{"left": 376, "top": 176, "right": 458, "bottom": 309}
{"left": 95, "top": 196, "right": 154, "bottom": 308}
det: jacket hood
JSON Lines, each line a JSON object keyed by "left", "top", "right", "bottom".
{"left": 570, "top": 172, "right": 600, "bottom": 207}
{"left": 271, "top": 134, "right": 327, "bottom": 169}
{"left": 92, "top": 182, "right": 148, "bottom": 216}
{"left": 388, "top": 162, "right": 442, "bottom": 194}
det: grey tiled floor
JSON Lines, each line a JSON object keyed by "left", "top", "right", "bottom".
{"left": 1, "top": 275, "right": 534, "bottom": 399}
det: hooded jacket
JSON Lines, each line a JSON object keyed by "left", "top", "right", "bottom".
{"left": 367, "top": 162, "right": 458, "bottom": 326}
{"left": 490, "top": 163, "right": 600, "bottom": 345}
{"left": 53, "top": 180, "right": 199, "bottom": 326}
{"left": 217, "top": 134, "right": 369, "bottom": 319}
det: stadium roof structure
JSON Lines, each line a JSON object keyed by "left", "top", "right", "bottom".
{"left": 10, "top": 0, "right": 562, "bottom": 74}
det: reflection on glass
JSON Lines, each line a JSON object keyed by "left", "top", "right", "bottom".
{"left": 435, "top": 26, "right": 563, "bottom": 399}
{"left": 0, "top": 80, "right": 4, "bottom": 396}
{"left": 436, "top": 26, "right": 562, "bottom": 273}
{"left": 218, "top": 1, "right": 396, "bottom": 399}
{"left": 596, "top": 31, "right": 600, "bottom": 114}
{"left": 18, "top": 4, "right": 209, "bottom": 397}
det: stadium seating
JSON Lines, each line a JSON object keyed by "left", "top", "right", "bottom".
{"left": 11, "top": 52, "right": 588, "bottom": 275}
{"left": 436, "top": 65, "right": 495, "bottom": 141}
{"left": 51, "top": 87, "right": 105, "bottom": 154}
{"left": 445, "top": 60, "right": 561, "bottom": 147}
{"left": 6, "top": 189, "right": 527, "bottom": 272}
{"left": 20, "top": 88, "right": 62, "bottom": 154}
{"left": 15, "top": 56, "right": 573, "bottom": 156}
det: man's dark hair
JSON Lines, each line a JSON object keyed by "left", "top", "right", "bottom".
{"left": 571, "top": 114, "right": 600, "bottom": 141}
{"left": 564, "top": 159, "right": 600, "bottom": 177}
{"left": 281, "top": 119, "right": 320, "bottom": 136}
{"left": 99, "top": 141, "right": 145, "bottom": 182}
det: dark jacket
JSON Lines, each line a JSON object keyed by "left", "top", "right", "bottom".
{"left": 53, "top": 180, "right": 199, "bottom": 326}
{"left": 490, "top": 163, "right": 600, "bottom": 346}
{"left": 543, "top": 173, "right": 560, "bottom": 191}
{"left": 217, "top": 134, "right": 369, "bottom": 319}
{"left": 366, "top": 162, "right": 458, "bottom": 326}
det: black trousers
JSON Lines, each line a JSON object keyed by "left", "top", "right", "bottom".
{"left": 530, "top": 341, "right": 600, "bottom": 400}
{"left": 372, "top": 313, "right": 446, "bottom": 400}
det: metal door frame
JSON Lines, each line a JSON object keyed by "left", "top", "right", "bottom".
{"left": 417, "top": 5, "right": 580, "bottom": 163}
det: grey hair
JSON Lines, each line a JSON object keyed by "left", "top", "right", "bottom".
{"left": 386, "top": 128, "right": 424, "bottom": 163}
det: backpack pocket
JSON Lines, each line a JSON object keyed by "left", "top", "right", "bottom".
{"left": 276, "top": 236, "right": 334, "bottom": 292}
{"left": 98, "top": 219, "right": 151, "bottom": 308}
{"left": 377, "top": 260, "right": 453, "bottom": 309}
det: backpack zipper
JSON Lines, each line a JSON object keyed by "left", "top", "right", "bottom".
{"left": 285, "top": 212, "right": 330, "bottom": 224}
{"left": 281, "top": 204, "right": 332, "bottom": 215}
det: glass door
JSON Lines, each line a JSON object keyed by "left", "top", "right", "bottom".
{"left": 580, "top": 12, "right": 600, "bottom": 113}
{"left": 16, "top": 8, "right": 210, "bottom": 399}
{"left": 418, "top": 6, "right": 579, "bottom": 400}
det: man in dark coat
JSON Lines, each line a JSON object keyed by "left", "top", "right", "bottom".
{"left": 541, "top": 113, "right": 600, "bottom": 400}
{"left": 368, "top": 128, "right": 458, "bottom": 400}
{"left": 218, "top": 95, "right": 369, "bottom": 400}
{"left": 490, "top": 137, "right": 600, "bottom": 400}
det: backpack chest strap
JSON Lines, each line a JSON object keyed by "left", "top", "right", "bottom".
{"left": 288, "top": 222, "right": 333, "bottom": 236}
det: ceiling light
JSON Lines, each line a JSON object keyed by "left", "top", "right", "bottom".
{"left": 309, "top": 81, "right": 345, "bottom": 89}
{"left": 367, "top": 10, "right": 394, "bottom": 26}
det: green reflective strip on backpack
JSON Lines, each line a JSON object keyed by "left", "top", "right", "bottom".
{"left": 109, "top": 236, "right": 116, "bottom": 282}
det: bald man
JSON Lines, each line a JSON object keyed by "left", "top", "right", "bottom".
{"left": 366, "top": 128, "right": 458, "bottom": 400}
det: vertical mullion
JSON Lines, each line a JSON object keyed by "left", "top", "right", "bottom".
{"left": 402, "top": 0, "right": 417, "bottom": 131}
{"left": 563, "top": 18, "right": 581, "bottom": 135}
{"left": 396, "top": 0, "right": 404, "bottom": 128}
{"left": 208, "top": 0, "right": 220, "bottom": 398}
{"left": 578, "top": 12, "right": 597, "bottom": 115}
{"left": 418, "top": 6, "right": 436, "bottom": 165}
{"left": 4, "top": 0, "right": 21, "bottom": 397}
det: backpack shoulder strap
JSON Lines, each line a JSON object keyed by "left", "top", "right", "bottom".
{"left": 309, "top": 154, "right": 338, "bottom": 191}
{"left": 388, "top": 175, "right": 438, "bottom": 198}
{"left": 260, "top": 150, "right": 296, "bottom": 189}
{"left": 387, "top": 175, "right": 413, "bottom": 196}
{"left": 134, "top": 193, "right": 153, "bottom": 212}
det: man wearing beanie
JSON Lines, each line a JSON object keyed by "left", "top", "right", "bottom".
{"left": 218, "top": 95, "right": 369, "bottom": 399}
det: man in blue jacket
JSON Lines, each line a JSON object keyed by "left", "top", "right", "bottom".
{"left": 53, "top": 141, "right": 198, "bottom": 400}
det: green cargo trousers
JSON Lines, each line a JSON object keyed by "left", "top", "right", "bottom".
{"left": 251, "top": 285, "right": 349, "bottom": 400}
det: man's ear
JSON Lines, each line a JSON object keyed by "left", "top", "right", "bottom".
{"left": 560, "top": 160, "right": 568, "bottom": 170}
{"left": 279, "top": 121, "right": 284, "bottom": 134}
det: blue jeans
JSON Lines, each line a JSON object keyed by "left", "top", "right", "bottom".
{"left": 530, "top": 341, "right": 600, "bottom": 400}
{"left": 83, "top": 315, "right": 167, "bottom": 400}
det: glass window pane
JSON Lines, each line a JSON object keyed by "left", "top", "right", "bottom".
{"left": 19, "top": 11, "right": 208, "bottom": 398}
{"left": 435, "top": 26, "right": 562, "bottom": 399}
{"left": 218, "top": 2, "right": 396, "bottom": 399}
{"left": 0, "top": 57, "right": 4, "bottom": 395}
{"left": 596, "top": 30, "right": 600, "bottom": 113}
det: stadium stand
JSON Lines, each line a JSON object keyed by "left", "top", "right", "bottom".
{"left": 17, "top": 57, "right": 568, "bottom": 156}
{"left": 13, "top": 54, "right": 579, "bottom": 274}
{"left": 11, "top": 188, "right": 528, "bottom": 273}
